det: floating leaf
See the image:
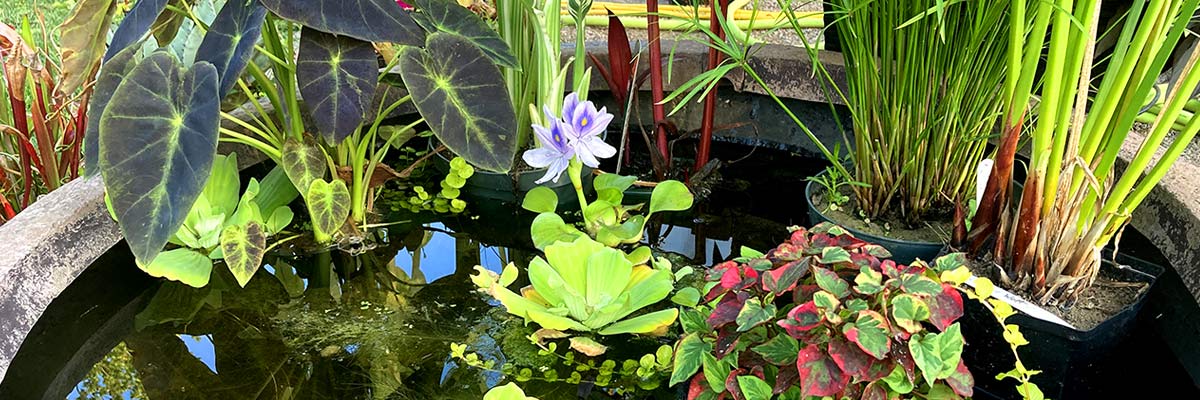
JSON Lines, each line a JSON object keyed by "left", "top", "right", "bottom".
{"left": 220, "top": 221, "right": 267, "bottom": 287}
{"left": 306, "top": 179, "right": 350, "bottom": 243}
{"left": 398, "top": 32, "right": 517, "bottom": 172}
{"left": 752, "top": 333, "right": 799, "bottom": 366}
{"left": 282, "top": 135, "right": 327, "bottom": 198}
{"left": 795, "top": 344, "right": 848, "bottom": 398}
{"left": 56, "top": 0, "right": 119, "bottom": 96}
{"left": 139, "top": 248, "right": 213, "bottom": 287}
{"left": 259, "top": 0, "right": 424, "bottom": 45}
{"left": 195, "top": 0, "right": 267, "bottom": 96}
{"left": 669, "top": 333, "right": 712, "bottom": 386}
{"left": 409, "top": 0, "right": 516, "bottom": 68}
{"left": 84, "top": 46, "right": 141, "bottom": 176}
{"left": 569, "top": 337, "right": 608, "bottom": 357}
{"left": 648, "top": 180, "right": 693, "bottom": 214}
{"left": 892, "top": 293, "right": 932, "bottom": 333}
{"left": 530, "top": 212, "right": 585, "bottom": 250}
{"left": 105, "top": 0, "right": 170, "bottom": 60}
{"left": 297, "top": 28, "right": 378, "bottom": 143}
{"left": 100, "top": 51, "right": 220, "bottom": 263}
{"left": 845, "top": 310, "right": 891, "bottom": 359}
{"left": 521, "top": 186, "right": 558, "bottom": 214}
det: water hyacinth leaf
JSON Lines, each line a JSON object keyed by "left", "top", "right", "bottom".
{"left": 282, "top": 135, "right": 327, "bottom": 198}
{"left": 596, "top": 307, "right": 677, "bottom": 335}
{"left": 306, "top": 179, "right": 350, "bottom": 243}
{"left": 56, "top": 0, "right": 119, "bottom": 96}
{"left": 669, "top": 333, "right": 711, "bottom": 386}
{"left": 399, "top": 32, "right": 517, "bottom": 172}
{"left": 648, "top": 180, "right": 693, "bottom": 214}
{"left": 530, "top": 212, "right": 585, "bottom": 250}
{"left": 795, "top": 344, "right": 849, "bottom": 397}
{"left": 297, "top": 28, "right": 378, "bottom": 143}
{"left": 596, "top": 215, "right": 645, "bottom": 246}
{"left": 409, "top": 0, "right": 516, "bottom": 68}
{"left": 100, "top": 52, "right": 220, "bottom": 264}
{"left": 736, "top": 375, "right": 772, "bottom": 400}
{"left": 845, "top": 310, "right": 891, "bottom": 359}
{"left": 892, "top": 293, "right": 932, "bottom": 333}
{"left": 626, "top": 245, "right": 652, "bottom": 265}
{"left": 140, "top": 248, "right": 213, "bottom": 287}
{"left": 752, "top": 333, "right": 799, "bottom": 366}
{"left": 195, "top": 0, "right": 267, "bottom": 96}
{"left": 105, "top": 0, "right": 170, "bottom": 60}
{"left": 259, "top": 0, "right": 424, "bottom": 46}
{"left": 521, "top": 186, "right": 558, "bottom": 213}
{"left": 84, "top": 46, "right": 141, "bottom": 176}
{"left": 220, "top": 221, "right": 267, "bottom": 287}
{"left": 594, "top": 173, "right": 638, "bottom": 195}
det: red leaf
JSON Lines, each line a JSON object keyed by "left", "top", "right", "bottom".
{"left": 851, "top": 253, "right": 882, "bottom": 271}
{"left": 893, "top": 346, "right": 917, "bottom": 382}
{"left": 828, "top": 337, "right": 873, "bottom": 380}
{"left": 946, "top": 360, "right": 974, "bottom": 397}
{"left": 773, "top": 364, "right": 799, "bottom": 394}
{"left": 725, "top": 368, "right": 745, "bottom": 400}
{"left": 763, "top": 261, "right": 806, "bottom": 295}
{"left": 720, "top": 263, "right": 743, "bottom": 289}
{"left": 708, "top": 292, "right": 749, "bottom": 329}
{"left": 796, "top": 344, "right": 849, "bottom": 398}
{"left": 864, "top": 358, "right": 893, "bottom": 381}
{"left": 715, "top": 325, "right": 741, "bottom": 359}
{"left": 605, "top": 9, "right": 632, "bottom": 102}
{"left": 687, "top": 374, "right": 710, "bottom": 400}
{"left": 881, "top": 260, "right": 903, "bottom": 278}
{"left": 861, "top": 381, "right": 887, "bottom": 400}
{"left": 778, "top": 301, "right": 822, "bottom": 337}
{"left": 928, "top": 283, "right": 965, "bottom": 331}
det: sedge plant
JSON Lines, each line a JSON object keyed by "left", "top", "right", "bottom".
{"left": 965, "top": 0, "right": 1200, "bottom": 305}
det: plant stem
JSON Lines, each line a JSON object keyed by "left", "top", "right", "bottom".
{"left": 568, "top": 158, "right": 588, "bottom": 211}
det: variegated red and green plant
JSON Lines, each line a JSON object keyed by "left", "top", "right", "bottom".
{"left": 670, "top": 223, "right": 973, "bottom": 400}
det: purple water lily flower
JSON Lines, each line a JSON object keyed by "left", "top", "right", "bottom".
{"left": 523, "top": 117, "right": 575, "bottom": 184}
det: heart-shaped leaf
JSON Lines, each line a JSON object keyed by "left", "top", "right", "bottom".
{"left": 736, "top": 375, "right": 772, "bottom": 400}
{"left": 845, "top": 310, "right": 891, "bottom": 359}
{"left": 735, "top": 297, "right": 775, "bottom": 332}
{"left": 84, "top": 46, "right": 141, "bottom": 176}
{"left": 306, "top": 179, "right": 350, "bottom": 243}
{"left": 140, "top": 248, "right": 213, "bottom": 288}
{"left": 195, "top": 0, "right": 267, "bottom": 96}
{"left": 909, "top": 323, "right": 964, "bottom": 384}
{"left": 752, "top": 333, "right": 799, "bottom": 366}
{"left": 282, "top": 134, "right": 327, "bottom": 198}
{"left": 104, "top": 0, "right": 170, "bottom": 60}
{"left": 220, "top": 221, "right": 267, "bottom": 287}
{"left": 892, "top": 293, "right": 932, "bottom": 333}
{"left": 398, "top": 32, "right": 517, "bottom": 172}
{"left": 795, "top": 344, "right": 848, "bottom": 398}
{"left": 648, "top": 180, "right": 693, "bottom": 214}
{"left": 297, "top": 28, "right": 378, "bottom": 143}
{"left": 409, "top": 0, "right": 516, "bottom": 68}
{"left": 259, "top": 0, "right": 424, "bottom": 46}
{"left": 56, "top": 0, "right": 120, "bottom": 96}
{"left": 100, "top": 51, "right": 220, "bottom": 264}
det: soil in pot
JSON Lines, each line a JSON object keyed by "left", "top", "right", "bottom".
{"left": 810, "top": 184, "right": 954, "bottom": 244}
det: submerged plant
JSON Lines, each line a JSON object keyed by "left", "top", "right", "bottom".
{"left": 471, "top": 235, "right": 679, "bottom": 338}
{"left": 671, "top": 224, "right": 973, "bottom": 399}
{"left": 964, "top": 0, "right": 1200, "bottom": 304}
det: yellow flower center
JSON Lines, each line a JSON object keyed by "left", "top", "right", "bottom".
{"left": 581, "top": 117, "right": 589, "bottom": 127}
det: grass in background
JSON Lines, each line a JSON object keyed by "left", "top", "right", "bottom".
{"left": 0, "top": 0, "right": 78, "bottom": 51}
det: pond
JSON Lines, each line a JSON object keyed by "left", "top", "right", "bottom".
{"left": 1, "top": 139, "right": 1197, "bottom": 400}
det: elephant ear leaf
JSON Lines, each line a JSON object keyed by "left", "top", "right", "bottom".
{"left": 306, "top": 179, "right": 350, "bottom": 244}
{"left": 195, "top": 0, "right": 268, "bottom": 97}
{"left": 259, "top": 0, "right": 424, "bottom": 46}
{"left": 104, "top": 0, "right": 170, "bottom": 60}
{"left": 297, "top": 27, "right": 378, "bottom": 144}
{"left": 84, "top": 46, "right": 142, "bottom": 176}
{"left": 56, "top": 0, "right": 120, "bottom": 97}
{"left": 100, "top": 51, "right": 221, "bottom": 264}
{"left": 282, "top": 134, "right": 327, "bottom": 199}
{"left": 399, "top": 33, "right": 517, "bottom": 173}
{"left": 409, "top": 0, "right": 517, "bottom": 68}
{"left": 221, "top": 221, "right": 268, "bottom": 288}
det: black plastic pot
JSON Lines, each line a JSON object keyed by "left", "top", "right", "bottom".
{"left": 428, "top": 138, "right": 592, "bottom": 207}
{"left": 803, "top": 171, "right": 943, "bottom": 264}
{"left": 962, "top": 251, "right": 1163, "bottom": 400}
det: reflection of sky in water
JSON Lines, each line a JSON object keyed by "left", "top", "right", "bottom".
{"left": 655, "top": 225, "right": 732, "bottom": 265}
{"left": 394, "top": 223, "right": 506, "bottom": 283}
{"left": 68, "top": 335, "right": 217, "bottom": 400}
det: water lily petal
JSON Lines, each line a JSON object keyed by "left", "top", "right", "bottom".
{"left": 561, "top": 92, "right": 581, "bottom": 121}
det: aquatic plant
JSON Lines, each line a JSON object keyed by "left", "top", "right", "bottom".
{"left": 671, "top": 224, "right": 973, "bottom": 399}
{"left": 86, "top": 0, "right": 518, "bottom": 265}
{"left": 472, "top": 235, "right": 679, "bottom": 338}
{"left": 483, "top": 383, "right": 537, "bottom": 400}
{"left": 453, "top": 340, "right": 675, "bottom": 395}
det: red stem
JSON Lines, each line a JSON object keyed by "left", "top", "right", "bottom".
{"left": 647, "top": 0, "right": 668, "bottom": 173}
{"left": 695, "top": 0, "right": 728, "bottom": 173}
